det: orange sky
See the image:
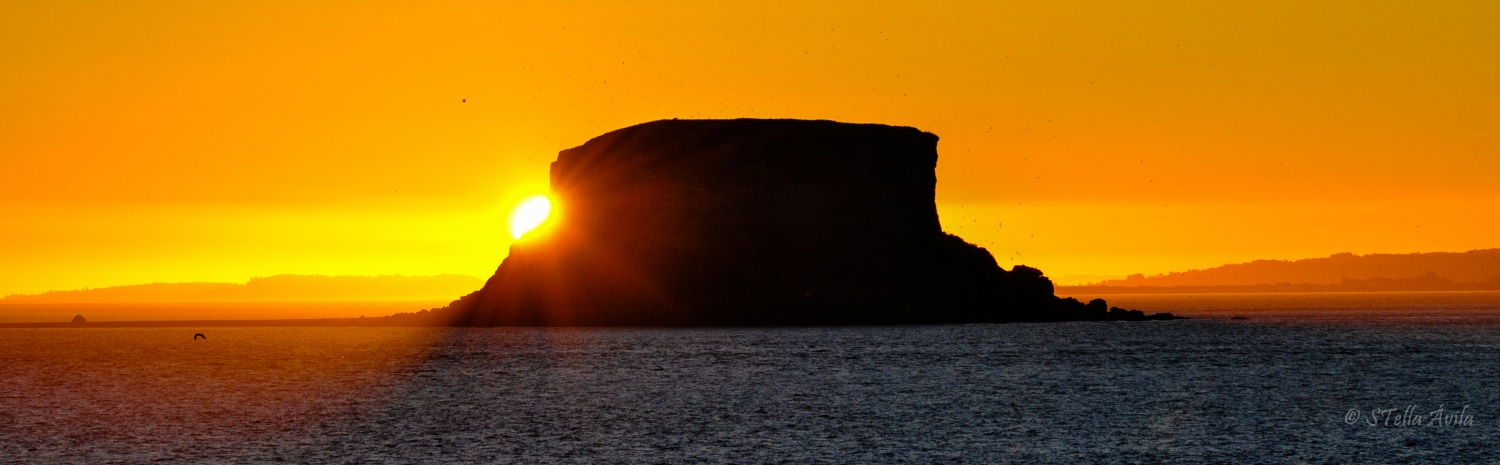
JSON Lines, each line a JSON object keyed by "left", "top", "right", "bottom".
{"left": 2, "top": 0, "right": 1497, "bottom": 296}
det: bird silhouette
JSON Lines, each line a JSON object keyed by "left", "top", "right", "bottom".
{"left": 194, "top": 333, "right": 206, "bottom": 340}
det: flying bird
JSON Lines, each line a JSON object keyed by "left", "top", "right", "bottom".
{"left": 194, "top": 333, "right": 206, "bottom": 340}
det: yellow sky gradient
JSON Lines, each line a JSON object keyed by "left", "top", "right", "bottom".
{"left": 2, "top": 0, "right": 1497, "bottom": 296}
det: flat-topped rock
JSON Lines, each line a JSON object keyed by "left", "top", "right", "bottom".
{"left": 424, "top": 119, "right": 1173, "bottom": 326}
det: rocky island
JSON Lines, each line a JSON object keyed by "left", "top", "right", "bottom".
{"left": 406, "top": 119, "right": 1175, "bottom": 326}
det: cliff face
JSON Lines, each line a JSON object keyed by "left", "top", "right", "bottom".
{"left": 439, "top": 119, "right": 1145, "bottom": 326}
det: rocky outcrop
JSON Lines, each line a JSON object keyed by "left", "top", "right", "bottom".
{"left": 426, "top": 119, "right": 1173, "bottom": 326}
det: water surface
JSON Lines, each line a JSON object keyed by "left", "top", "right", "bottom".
{"left": 3, "top": 316, "right": 1496, "bottom": 463}
{"left": 1086, "top": 290, "right": 1500, "bottom": 323}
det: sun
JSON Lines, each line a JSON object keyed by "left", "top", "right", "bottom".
{"left": 508, "top": 194, "right": 553, "bottom": 240}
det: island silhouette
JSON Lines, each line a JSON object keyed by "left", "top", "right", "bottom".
{"left": 401, "top": 119, "right": 1175, "bottom": 326}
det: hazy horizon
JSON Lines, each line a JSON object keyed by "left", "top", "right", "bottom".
{"left": 1061, "top": 249, "right": 1500, "bottom": 288}
{"left": 11, "top": 248, "right": 1500, "bottom": 302}
{"left": 1, "top": 274, "right": 483, "bottom": 303}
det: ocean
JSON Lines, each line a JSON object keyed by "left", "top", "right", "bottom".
{"left": 3, "top": 292, "right": 1498, "bottom": 463}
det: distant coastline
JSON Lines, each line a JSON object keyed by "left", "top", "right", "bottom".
{"left": 1069, "top": 249, "right": 1500, "bottom": 294}
{"left": 1, "top": 274, "right": 483, "bottom": 303}
{"left": 0, "top": 300, "right": 454, "bottom": 325}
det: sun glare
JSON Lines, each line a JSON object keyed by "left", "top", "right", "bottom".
{"left": 509, "top": 194, "right": 553, "bottom": 239}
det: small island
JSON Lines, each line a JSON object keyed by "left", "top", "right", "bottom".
{"left": 409, "top": 119, "right": 1176, "bottom": 326}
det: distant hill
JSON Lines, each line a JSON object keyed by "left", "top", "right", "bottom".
{"left": 1059, "top": 249, "right": 1500, "bottom": 294}
{"left": 0, "top": 275, "right": 484, "bottom": 303}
